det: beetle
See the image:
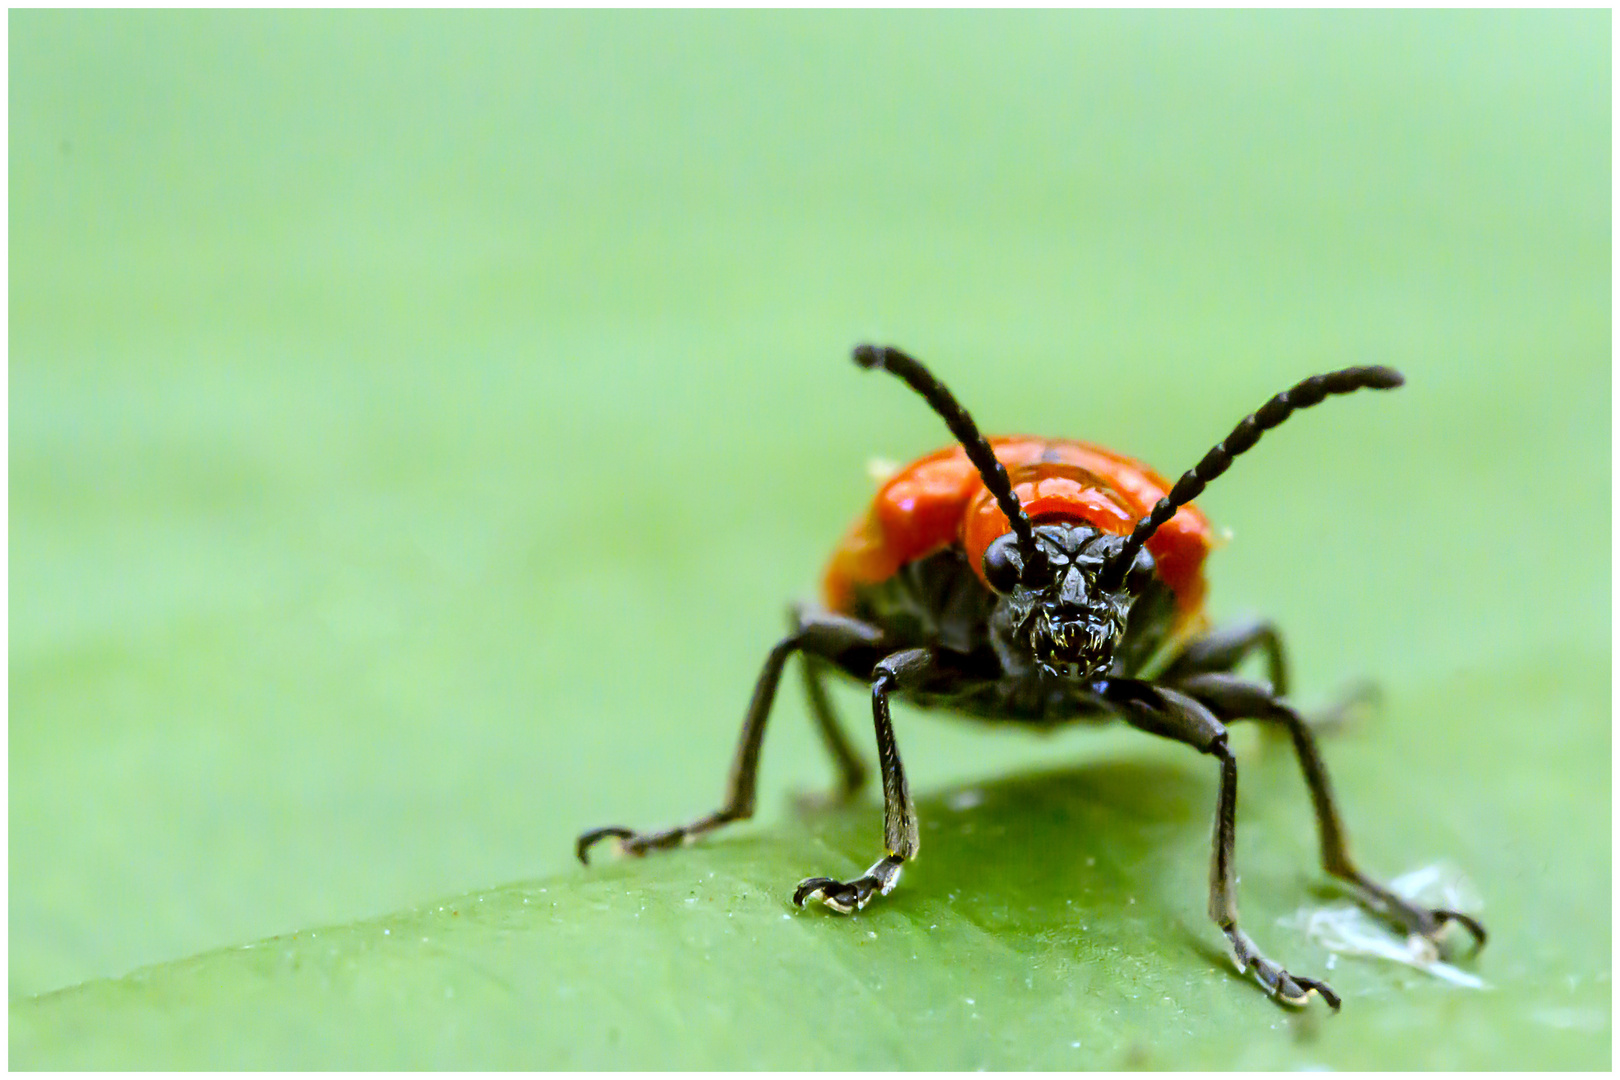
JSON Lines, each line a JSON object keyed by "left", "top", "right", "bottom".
{"left": 578, "top": 344, "right": 1485, "bottom": 1010}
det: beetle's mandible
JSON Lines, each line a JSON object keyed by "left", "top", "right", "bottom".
{"left": 578, "top": 344, "right": 1485, "bottom": 1010}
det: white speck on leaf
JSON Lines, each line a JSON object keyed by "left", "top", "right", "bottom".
{"left": 1278, "top": 862, "right": 1488, "bottom": 989}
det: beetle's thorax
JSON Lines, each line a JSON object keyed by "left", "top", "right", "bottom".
{"left": 988, "top": 522, "right": 1137, "bottom": 681}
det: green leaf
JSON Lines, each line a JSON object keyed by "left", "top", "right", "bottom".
{"left": 11, "top": 9, "right": 1609, "bottom": 1072}
{"left": 13, "top": 660, "right": 1609, "bottom": 1068}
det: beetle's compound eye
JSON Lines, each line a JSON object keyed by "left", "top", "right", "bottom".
{"left": 1124, "top": 548, "right": 1156, "bottom": 595}
{"left": 982, "top": 533, "right": 1024, "bottom": 594}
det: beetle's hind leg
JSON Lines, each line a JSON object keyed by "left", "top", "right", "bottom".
{"left": 1174, "top": 672, "right": 1487, "bottom": 952}
{"left": 795, "top": 653, "right": 869, "bottom": 810}
{"left": 792, "top": 606, "right": 869, "bottom": 811}
{"left": 793, "top": 647, "right": 931, "bottom": 914}
{"left": 576, "top": 612, "right": 884, "bottom": 865}
{"left": 1097, "top": 677, "right": 1340, "bottom": 1009}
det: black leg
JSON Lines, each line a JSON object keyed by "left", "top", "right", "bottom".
{"left": 576, "top": 611, "right": 885, "bottom": 864}
{"left": 793, "top": 647, "right": 930, "bottom": 914}
{"left": 1095, "top": 677, "right": 1340, "bottom": 1009}
{"left": 1173, "top": 672, "right": 1487, "bottom": 951}
{"left": 793, "top": 606, "right": 868, "bottom": 807}
{"left": 1157, "top": 618, "right": 1289, "bottom": 697}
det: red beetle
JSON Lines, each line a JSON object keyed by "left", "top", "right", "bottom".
{"left": 580, "top": 344, "right": 1484, "bottom": 1010}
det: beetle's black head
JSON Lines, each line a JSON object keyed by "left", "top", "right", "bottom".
{"left": 984, "top": 521, "right": 1155, "bottom": 681}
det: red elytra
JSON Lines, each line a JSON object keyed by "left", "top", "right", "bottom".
{"left": 822, "top": 436, "right": 1212, "bottom": 621}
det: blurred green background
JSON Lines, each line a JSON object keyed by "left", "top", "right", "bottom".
{"left": 10, "top": 9, "right": 1609, "bottom": 1069}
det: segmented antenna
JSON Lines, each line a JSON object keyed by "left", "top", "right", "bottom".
{"left": 853, "top": 344, "right": 1045, "bottom": 577}
{"left": 1098, "top": 366, "right": 1405, "bottom": 592}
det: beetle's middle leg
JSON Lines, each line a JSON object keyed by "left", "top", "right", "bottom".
{"left": 792, "top": 646, "right": 932, "bottom": 914}
{"left": 1157, "top": 618, "right": 1289, "bottom": 696}
{"left": 1174, "top": 672, "right": 1487, "bottom": 951}
{"left": 576, "top": 611, "right": 884, "bottom": 865}
{"left": 1159, "top": 620, "right": 1375, "bottom": 734}
{"left": 1097, "top": 677, "right": 1340, "bottom": 1009}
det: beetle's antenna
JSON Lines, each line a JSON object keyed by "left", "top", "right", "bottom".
{"left": 853, "top": 344, "right": 1045, "bottom": 576}
{"left": 1098, "top": 366, "right": 1405, "bottom": 592}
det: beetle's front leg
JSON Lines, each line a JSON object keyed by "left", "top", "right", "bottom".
{"left": 1096, "top": 677, "right": 1340, "bottom": 1010}
{"left": 576, "top": 612, "right": 884, "bottom": 865}
{"left": 792, "top": 647, "right": 931, "bottom": 914}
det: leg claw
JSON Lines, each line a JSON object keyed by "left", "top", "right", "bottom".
{"left": 1431, "top": 908, "right": 1488, "bottom": 952}
{"left": 575, "top": 825, "right": 687, "bottom": 864}
{"left": 576, "top": 826, "right": 637, "bottom": 864}
{"left": 793, "top": 875, "right": 880, "bottom": 913}
{"left": 1282, "top": 974, "right": 1342, "bottom": 1011}
{"left": 792, "top": 855, "right": 904, "bottom": 914}
{"left": 1234, "top": 929, "right": 1341, "bottom": 1012}
{"left": 1350, "top": 873, "right": 1489, "bottom": 955}
{"left": 1387, "top": 900, "right": 1489, "bottom": 955}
